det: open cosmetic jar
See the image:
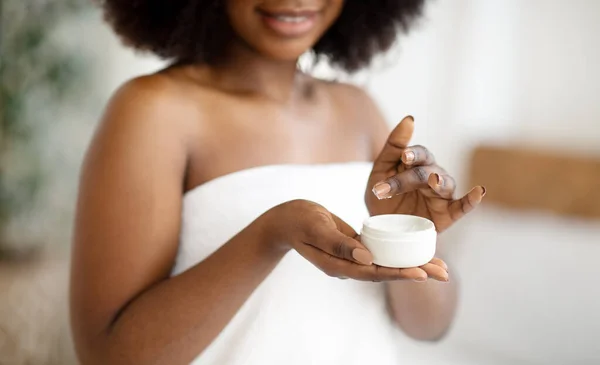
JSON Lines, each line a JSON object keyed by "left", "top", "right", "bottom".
{"left": 360, "top": 214, "right": 437, "bottom": 268}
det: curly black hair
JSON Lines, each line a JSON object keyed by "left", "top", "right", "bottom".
{"left": 100, "top": 0, "right": 426, "bottom": 72}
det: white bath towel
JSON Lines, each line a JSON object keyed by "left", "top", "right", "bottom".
{"left": 172, "top": 162, "right": 404, "bottom": 365}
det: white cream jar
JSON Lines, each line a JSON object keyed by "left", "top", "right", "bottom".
{"left": 361, "top": 214, "right": 437, "bottom": 268}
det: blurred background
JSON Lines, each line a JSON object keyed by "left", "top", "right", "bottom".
{"left": 1, "top": 0, "right": 599, "bottom": 364}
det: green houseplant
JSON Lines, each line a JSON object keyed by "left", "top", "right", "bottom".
{"left": 0, "top": 0, "right": 89, "bottom": 258}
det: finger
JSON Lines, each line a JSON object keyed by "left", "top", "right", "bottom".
{"left": 427, "top": 173, "right": 457, "bottom": 200}
{"left": 329, "top": 213, "right": 374, "bottom": 266}
{"left": 372, "top": 165, "right": 444, "bottom": 200}
{"left": 371, "top": 265, "right": 427, "bottom": 281}
{"left": 355, "top": 265, "right": 428, "bottom": 282}
{"left": 330, "top": 213, "right": 360, "bottom": 239}
{"left": 429, "top": 257, "right": 449, "bottom": 272}
{"left": 306, "top": 220, "right": 373, "bottom": 266}
{"left": 419, "top": 263, "right": 449, "bottom": 282}
{"left": 296, "top": 243, "right": 427, "bottom": 281}
{"left": 402, "top": 145, "right": 436, "bottom": 167}
{"left": 449, "top": 186, "right": 486, "bottom": 221}
{"left": 370, "top": 116, "right": 415, "bottom": 184}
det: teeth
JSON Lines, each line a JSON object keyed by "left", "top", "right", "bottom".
{"left": 274, "top": 15, "right": 308, "bottom": 23}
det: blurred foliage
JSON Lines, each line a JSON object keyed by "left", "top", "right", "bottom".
{"left": 0, "top": 0, "right": 89, "bottom": 249}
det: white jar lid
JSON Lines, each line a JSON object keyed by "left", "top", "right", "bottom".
{"left": 362, "top": 214, "right": 435, "bottom": 240}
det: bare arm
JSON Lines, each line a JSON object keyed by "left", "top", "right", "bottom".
{"left": 70, "top": 77, "right": 436, "bottom": 365}
{"left": 69, "top": 78, "right": 288, "bottom": 365}
{"left": 385, "top": 251, "right": 458, "bottom": 341}
{"left": 361, "top": 88, "right": 459, "bottom": 341}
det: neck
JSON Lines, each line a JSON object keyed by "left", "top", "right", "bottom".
{"left": 208, "top": 40, "right": 304, "bottom": 103}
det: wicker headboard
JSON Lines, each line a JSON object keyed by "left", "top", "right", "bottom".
{"left": 468, "top": 145, "right": 600, "bottom": 219}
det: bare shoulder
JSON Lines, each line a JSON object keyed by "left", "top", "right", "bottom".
{"left": 96, "top": 70, "right": 221, "bottom": 158}
{"left": 319, "top": 79, "right": 387, "bottom": 126}
{"left": 317, "top": 78, "right": 390, "bottom": 156}
{"left": 80, "top": 71, "right": 203, "bottom": 209}
{"left": 103, "top": 72, "right": 199, "bottom": 130}
{"left": 322, "top": 79, "right": 373, "bottom": 104}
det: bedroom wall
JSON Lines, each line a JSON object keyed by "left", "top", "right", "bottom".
{"left": 366, "top": 0, "right": 600, "bottom": 187}
{"left": 364, "top": 1, "right": 600, "bottom": 364}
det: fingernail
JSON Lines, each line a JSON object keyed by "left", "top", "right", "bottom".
{"left": 404, "top": 115, "right": 415, "bottom": 122}
{"left": 352, "top": 248, "right": 373, "bottom": 265}
{"left": 372, "top": 182, "right": 392, "bottom": 200}
{"left": 413, "top": 277, "right": 427, "bottom": 283}
{"left": 481, "top": 186, "right": 487, "bottom": 197}
{"left": 403, "top": 150, "right": 415, "bottom": 164}
{"left": 433, "top": 173, "right": 443, "bottom": 186}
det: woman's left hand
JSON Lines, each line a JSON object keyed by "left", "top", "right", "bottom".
{"left": 366, "top": 116, "right": 486, "bottom": 233}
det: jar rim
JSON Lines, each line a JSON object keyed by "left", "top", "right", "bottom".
{"left": 361, "top": 214, "right": 435, "bottom": 238}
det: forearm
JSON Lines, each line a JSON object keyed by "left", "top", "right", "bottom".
{"left": 386, "top": 272, "right": 458, "bottom": 341}
{"left": 85, "top": 216, "right": 287, "bottom": 365}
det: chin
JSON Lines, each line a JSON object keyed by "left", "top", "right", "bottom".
{"left": 227, "top": 1, "right": 342, "bottom": 65}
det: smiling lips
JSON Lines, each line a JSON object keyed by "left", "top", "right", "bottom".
{"left": 258, "top": 9, "right": 319, "bottom": 37}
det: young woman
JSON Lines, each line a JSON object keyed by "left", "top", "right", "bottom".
{"left": 70, "top": 1, "right": 485, "bottom": 364}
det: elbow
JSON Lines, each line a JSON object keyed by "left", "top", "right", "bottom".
{"left": 391, "top": 312, "right": 455, "bottom": 343}
{"left": 75, "top": 332, "right": 181, "bottom": 365}
{"left": 73, "top": 334, "right": 133, "bottom": 365}
{"left": 73, "top": 346, "right": 108, "bottom": 365}
{"left": 76, "top": 347, "right": 136, "bottom": 365}
{"left": 73, "top": 342, "right": 114, "bottom": 365}
{"left": 399, "top": 323, "right": 452, "bottom": 343}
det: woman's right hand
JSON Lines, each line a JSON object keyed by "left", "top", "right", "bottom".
{"left": 261, "top": 199, "right": 448, "bottom": 282}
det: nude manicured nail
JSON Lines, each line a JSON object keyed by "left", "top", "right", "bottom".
{"left": 481, "top": 186, "right": 487, "bottom": 197}
{"left": 372, "top": 182, "right": 392, "bottom": 200}
{"left": 433, "top": 173, "right": 442, "bottom": 186}
{"left": 352, "top": 248, "right": 373, "bottom": 265}
{"left": 403, "top": 150, "right": 415, "bottom": 163}
{"left": 413, "top": 277, "right": 427, "bottom": 282}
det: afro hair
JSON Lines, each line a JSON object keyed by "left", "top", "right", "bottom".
{"left": 100, "top": 0, "right": 426, "bottom": 72}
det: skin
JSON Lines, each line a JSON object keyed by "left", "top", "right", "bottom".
{"left": 70, "top": 0, "right": 484, "bottom": 364}
{"left": 366, "top": 115, "right": 485, "bottom": 340}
